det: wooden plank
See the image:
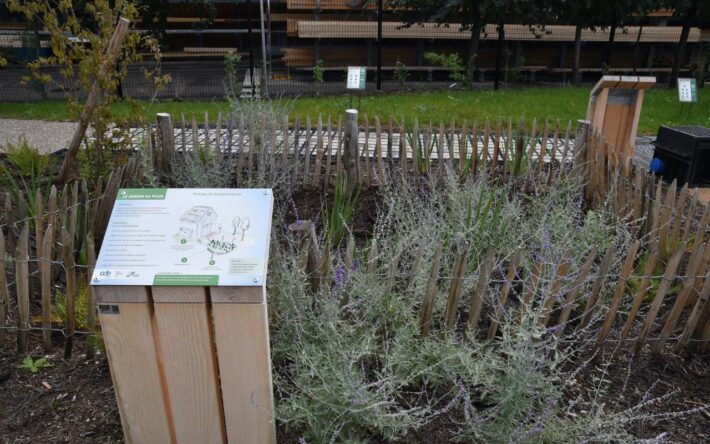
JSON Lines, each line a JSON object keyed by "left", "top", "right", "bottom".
{"left": 212, "top": 299, "right": 276, "bottom": 444}
{"left": 16, "top": 223, "right": 29, "bottom": 353}
{"left": 152, "top": 287, "right": 226, "bottom": 443}
{"left": 210, "top": 286, "right": 265, "bottom": 303}
{"left": 98, "top": 287, "right": 175, "bottom": 443}
{"left": 635, "top": 243, "right": 686, "bottom": 352}
{"left": 303, "top": 117, "right": 312, "bottom": 187}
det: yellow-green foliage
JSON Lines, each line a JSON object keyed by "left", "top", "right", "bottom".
{"left": 6, "top": 0, "right": 170, "bottom": 180}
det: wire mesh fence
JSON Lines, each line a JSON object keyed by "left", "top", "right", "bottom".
{"left": 0, "top": 1, "right": 706, "bottom": 102}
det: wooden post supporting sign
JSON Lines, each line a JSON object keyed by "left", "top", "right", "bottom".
{"left": 92, "top": 188, "right": 275, "bottom": 444}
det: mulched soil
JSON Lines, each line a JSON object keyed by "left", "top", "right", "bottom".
{"left": 2, "top": 330, "right": 708, "bottom": 443}
{"left": 571, "top": 344, "right": 710, "bottom": 443}
{"left": 0, "top": 333, "right": 122, "bottom": 443}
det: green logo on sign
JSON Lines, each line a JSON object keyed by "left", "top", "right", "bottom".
{"left": 116, "top": 188, "right": 168, "bottom": 200}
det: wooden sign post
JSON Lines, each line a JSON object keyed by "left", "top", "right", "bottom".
{"left": 586, "top": 75, "right": 656, "bottom": 171}
{"left": 92, "top": 188, "right": 275, "bottom": 444}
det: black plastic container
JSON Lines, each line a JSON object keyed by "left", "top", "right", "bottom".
{"left": 651, "top": 125, "right": 710, "bottom": 186}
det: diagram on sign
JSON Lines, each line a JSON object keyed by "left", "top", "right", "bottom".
{"left": 174, "top": 205, "right": 251, "bottom": 263}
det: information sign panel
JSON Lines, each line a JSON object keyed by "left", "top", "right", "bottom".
{"left": 678, "top": 78, "right": 698, "bottom": 103}
{"left": 347, "top": 66, "right": 367, "bottom": 89}
{"left": 92, "top": 188, "right": 273, "bottom": 286}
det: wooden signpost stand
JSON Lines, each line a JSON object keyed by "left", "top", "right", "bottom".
{"left": 586, "top": 75, "right": 656, "bottom": 172}
{"left": 92, "top": 189, "right": 275, "bottom": 444}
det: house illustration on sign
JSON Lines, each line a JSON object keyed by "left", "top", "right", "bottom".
{"left": 179, "top": 206, "right": 218, "bottom": 241}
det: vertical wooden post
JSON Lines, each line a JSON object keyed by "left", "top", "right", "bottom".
{"left": 95, "top": 286, "right": 175, "bottom": 443}
{"left": 156, "top": 113, "right": 175, "bottom": 176}
{"left": 41, "top": 224, "right": 53, "bottom": 351}
{"left": 0, "top": 231, "right": 8, "bottom": 346}
{"left": 16, "top": 223, "right": 29, "bottom": 353}
{"left": 152, "top": 287, "right": 226, "bottom": 443}
{"left": 343, "top": 109, "right": 359, "bottom": 194}
{"left": 211, "top": 286, "right": 276, "bottom": 444}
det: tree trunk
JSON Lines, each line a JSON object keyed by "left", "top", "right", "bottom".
{"left": 604, "top": 19, "right": 617, "bottom": 67}
{"left": 55, "top": 17, "right": 130, "bottom": 184}
{"left": 572, "top": 23, "right": 582, "bottom": 85}
{"left": 669, "top": 2, "right": 697, "bottom": 88}
{"left": 494, "top": 20, "right": 505, "bottom": 90}
{"left": 633, "top": 24, "right": 644, "bottom": 74}
{"left": 468, "top": 23, "right": 481, "bottom": 64}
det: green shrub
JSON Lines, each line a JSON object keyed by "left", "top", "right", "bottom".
{"left": 424, "top": 52, "right": 466, "bottom": 84}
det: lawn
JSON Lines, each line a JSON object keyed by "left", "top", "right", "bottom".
{"left": 0, "top": 86, "right": 708, "bottom": 135}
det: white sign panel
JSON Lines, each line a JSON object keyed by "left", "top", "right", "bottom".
{"left": 347, "top": 66, "right": 366, "bottom": 89}
{"left": 91, "top": 188, "right": 273, "bottom": 286}
{"left": 678, "top": 78, "right": 698, "bottom": 103}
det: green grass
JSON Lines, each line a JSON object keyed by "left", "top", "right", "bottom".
{"left": 1, "top": 86, "right": 708, "bottom": 135}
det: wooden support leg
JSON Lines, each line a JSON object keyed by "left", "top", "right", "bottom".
{"left": 211, "top": 286, "right": 275, "bottom": 444}
{"left": 96, "top": 287, "right": 174, "bottom": 444}
{"left": 152, "top": 287, "right": 226, "bottom": 444}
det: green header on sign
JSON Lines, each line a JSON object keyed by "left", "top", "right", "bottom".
{"left": 153, "top": 274, "right": 219, "bottom": 286}
{"left": 116, "top": 188, "right": 168, "bottom": 200}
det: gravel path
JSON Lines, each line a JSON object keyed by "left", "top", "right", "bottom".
{"left": 0, "top": 118, "right": 77, "bottom": 154}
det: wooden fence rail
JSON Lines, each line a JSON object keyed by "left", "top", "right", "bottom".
{"left": 1, "top": 112, "right": 709, "bottom": 356}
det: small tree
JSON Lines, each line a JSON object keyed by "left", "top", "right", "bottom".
{"left": 424, "top": 52, "right": 466, "bottom": 83}
{"left": 6, "top": 0, "right": 170, "bottom": 184}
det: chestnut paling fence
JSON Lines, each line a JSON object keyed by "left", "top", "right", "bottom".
{"left": 1, "top": 112, "right": 709, "bottom": 358}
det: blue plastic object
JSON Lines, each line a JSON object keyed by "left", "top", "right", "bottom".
{"left": 649, "top": 158, "right": 664, "bottom": 173}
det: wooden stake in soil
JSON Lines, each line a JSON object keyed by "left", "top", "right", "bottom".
{"left": 596, "top": 240, "right": 640, "bottom": 344}
{"left": 62, "top": 228, "right": 76, "bottom": 359}
{"left": 16, "top": 223, "right": 29, "bottom": 353}
{"left": 635, "top": 242, "right": 686, "bottom": 352}
{"left": 652, "top": 243, "right": 707, "bottom": 353}
{"left": 343, "top": 110, "right": 359, "bottom": 195}
{"left": 468, "top": 247, "right": 495, "bottom": 333}
{"left": 579, "top": 245, "right": 615, "bottom": 329}
{"left": 41, "top": 224, "right": 54, "bottom": 351}
{"left": 487, "top": 250, "right": 520, "bottom": 339}
{"left": 421, "top": 245, "right": 444, "bottom": 336}
{"left": 554, "top": 246, "right": 598, "bottom": 338}
{"left": 619, "top": 241, "right": 660, "bottom": 341}
{"left": 0, "top": 230, "right": 8, "bottom": 346}
{"left": 442, "top": 249, "right": 466, "bottom": 333}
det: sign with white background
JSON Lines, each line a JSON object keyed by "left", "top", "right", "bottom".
{"left": 92, "top": 188, "right": 273, "bottom": 286}
{"left": 347, "top": 66, "right": 367, "bottom": 89}
{"left": 678, "top": 78, "right": 698, "bottom": 103}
